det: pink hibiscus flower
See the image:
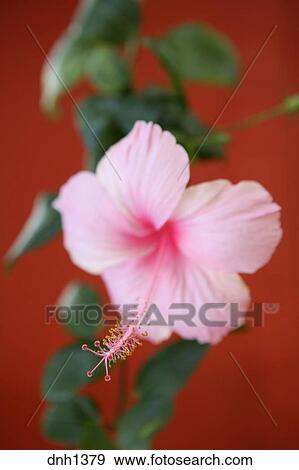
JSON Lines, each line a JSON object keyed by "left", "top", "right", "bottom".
{"left": 54, "top": 121, "right": 282, "bottom": 378}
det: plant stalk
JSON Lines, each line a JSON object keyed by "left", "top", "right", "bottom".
{"left": 116, "top": 359, "right": 128, "bottom": 419}
{"left": 223, "top": 104, "right": 285, "bottom": 132}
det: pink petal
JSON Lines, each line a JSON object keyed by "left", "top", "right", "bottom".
{"left": 170, "top": 260, "right": 250, "bottom": 344}
{"left": 103, "top": 238, "right": 250, "bottom": 345}
{"left": 96, "top": 121, "right": 189, "bottom": 230}
{"left": 173, "top": 180, "right": 282, "bottom": 274}
{"left": 102, "top": 244, "right": 177, "bottom": 344}
{"left": 54, "top": 171, "right": 153, "bottom": 274}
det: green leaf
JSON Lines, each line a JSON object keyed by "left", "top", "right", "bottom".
{"left": 41, "top": 0, "right": 139, "bottom": 114}
{"left": 76, "top": 97, "right": 124, "bottom": 171}
{"left": 77, "top": 89, "right": 229, "bottom": 169}
{"left": 72, "top": 0, "right": 140, "bottom": 45}
{"left": 173, "top": 128, "right": 231, "bottom": 159}
{"left": 116, "top": 92, "right": 185, "bottom": 133}
{"left": 40, "top": 31, "right": 87, "bottom": 116}
{"left": 77, "top": 87, "right": 229, "bottom": 165}
{"left": 42, "top": 342, "right": 103, "bottom": 402}
{"left": 137, "top": 340, "right": 209, "bottom": 399}
{"left": 86, "top": 46, "right": 131, "bottom": 95}
{"left": 117, "top": 397, "right": 173, "bottom": 449}
{"left": 139, "top": 92, "right": 230, "bottom": 159}
{"left": 41, "top": 36, "right": 129, "bottom": 116}
{"left": 283, "top": 93, "right": 299, "bottom": 114}
{"left": 117, "top": 340, "right": 209, "bottom": 449}
{"left": 42, "top": 395, "right": 98, "bottom": 445}
{"left": 145, "top": 23, "right": 239, "bottom": 88}
{"left": 4, "top": 192, "right": 61, "bottom": 269}
{"left": 80, "top": 422, "right": 115, "bottom": 450}
{"left": 76, "top": 92, "right": 180, "bottom": 169}
{"left": 57, "top": 282, "right": 102, "bottom": 339}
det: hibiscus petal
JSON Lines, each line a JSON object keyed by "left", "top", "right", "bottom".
{"left": 54, "top": 171, "right": 153, "bottom": 274}
{"left": 102, "top": 245, "right": 177, "bottom": 343}
{"left": 170, "top": 260, "right": 250, "bottom": 345}
{"left": 96, "top": 121, "right": 190, "bottom": 230}
{"left": 102, "top": 242, "right": 250, "bottom": 345}
{"left": 173, "top": 180, "right": 282, "bottom": 274}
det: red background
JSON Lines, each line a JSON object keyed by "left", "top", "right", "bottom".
{"left": 1, "top": 0, "right": 299, "bottom": 449}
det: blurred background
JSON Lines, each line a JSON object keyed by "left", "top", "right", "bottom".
{"left": 1, "top": 0, "right": 298, "bottom": 449}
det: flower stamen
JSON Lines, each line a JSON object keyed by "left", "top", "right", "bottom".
{"left": 82, "top": 311, "right": 146, "bottom": 382}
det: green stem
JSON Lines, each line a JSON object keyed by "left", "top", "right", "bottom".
{"left": 124, "top": 36, "right": 141, "bottom": 95}
{"left": 116, "top": 360, "right": 128, "bottom": 419}
{"left": 223, "top": 103, "right": 285, "bottom": 132}
{"left": 168, "top": 68, "right": 187, "bottom": 108}
{"left": 125, "top": 37, "right": 140, "bottom": 68}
